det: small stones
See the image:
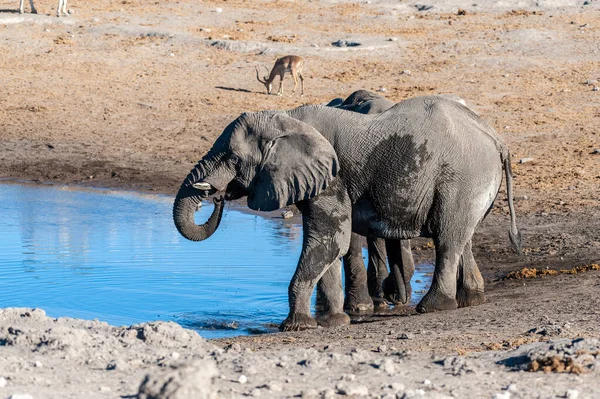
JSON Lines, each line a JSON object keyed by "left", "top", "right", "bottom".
{"left": 34, "top": 361, "right": 43, "bottom": 368}
{"left": 397, "top": 333, "right": 414, "bottom": 340}
{"left": 378, "top": 358, "right": 396, "bottom": 375}
{"left": 518, "top": 157, "right": 534, "bottom": 164}
{"left": 388, "top": 37, "right": 398, "bottom": 42}
{"left": 332, "top": 39, "right": 361, "bottom": 47}
{"left": 565, "top": 389, "right": 579, "bottom": 399}
{"left": 593, "top": 86, "right": 599, "bottom": 91}
{"left": 0, "top": 377, "right": 7, "bottom": 388}
{"left": 402, "top": 70, "right": 411, "bottom": 75}
{"left": 250, "top": 388, "right": 261, "bottom": 397}
{"left": 336, "top": 382, "right": 369, "bottom": 396}
{"left": 506, "top": 383, "right": 518, "bottom": 392}
{"left": 8, "top": 395, "right": 34, "bottom": 399}
{"left": 415, "top": 4, "right": 433, "bottom": 11}
{"left": 591, "top": 149, "right": 600, "bottom": 154}
{"left": 377, "top": 87, "right": 387, "bottom": 92}
{"left": 376, "top": 344, "right": 388, "bottom": 352}
{"left": 492, "top": 392, "right": 511, "bottom": 399}
{"left": 265, "top": 382, "right": 283, "bottom": 392}
{"left": 238, "top": 374, "right": 248, "bottom": 384}
{"left": 281, "top": 210, "right": 294, "bottom": 219}
{"left": 215, "top": 7, "right": 223, "bottom": 12}
{"left": 340, "top": 373, "right": 355, "bottom": 382}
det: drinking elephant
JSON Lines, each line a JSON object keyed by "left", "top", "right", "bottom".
{"left": 173, "top": 95, "right": 521, "bottom": 331}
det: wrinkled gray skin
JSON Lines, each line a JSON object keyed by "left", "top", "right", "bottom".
{"left": 331, "top": 90, "right": 475, "bottom": 314}
{"left": 328, "top": 90, "right": 415, "bottom": 314}
{"left": 173, "top": 96, "right": 521, "bottom": 331}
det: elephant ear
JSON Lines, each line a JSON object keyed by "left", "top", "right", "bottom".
{"left": 247, "top": 114, "right": 339, "bottom": 211}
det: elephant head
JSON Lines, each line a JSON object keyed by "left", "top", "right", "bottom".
{"left": 173, "top": 111, "right": 339, "bottom": 242}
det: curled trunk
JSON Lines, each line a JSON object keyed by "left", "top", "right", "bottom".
{"left": 173, "top": 188, "right": 225, "bottom": 242}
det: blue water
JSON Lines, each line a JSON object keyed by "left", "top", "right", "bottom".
{"left": 0, "top": 182, "right": 431, "bottom": 339}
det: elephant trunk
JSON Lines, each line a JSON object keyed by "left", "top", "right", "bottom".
{"left": 173, "top": 182, "right": 225, "bottom": 242}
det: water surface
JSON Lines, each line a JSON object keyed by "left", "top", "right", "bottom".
{"left": 0, "top": 182, "right": 431, "bottom": 338}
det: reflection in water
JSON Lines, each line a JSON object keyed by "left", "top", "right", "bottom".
{"left": 0, "top": 182, "right": 431, "bottom": 339}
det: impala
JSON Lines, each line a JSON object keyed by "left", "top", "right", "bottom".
{"left": 19, "top": 0, "right": 68, "bottom": 16}
{"left": 255, "top": 55, "right": 305, "bottom": 97}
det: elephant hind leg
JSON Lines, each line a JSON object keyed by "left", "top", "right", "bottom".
{"left": 456, "top": 240, "right": 486, "bottom": 308}
{"left": 416, "top": 239, "right": 462, "bottom": 313}
{"left": 367, "top": 237, "right": 388, "bottom": 309}
{"left": 382, "top": 239, "right": 415, "bottom": 306}
{"left": 342, "top": 233, "right": 374, "bottom": 316}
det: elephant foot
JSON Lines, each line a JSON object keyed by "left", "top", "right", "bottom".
{"left": 456, "top": 288, "right": 486, "bottom": 308}
{"left": 344, "top": 294, "right": 374, "bottom": 317}
{"left": 279, "top": 313, "right": 318, "bottom": 332}
{"left": 317, "top": 312, "right": 351, "bottom": 328}
{"left": 416, "top": 292, "right": 458, "bottom": 313}
{"left": 373, "top": 297, "right": 391, "bottom": 312}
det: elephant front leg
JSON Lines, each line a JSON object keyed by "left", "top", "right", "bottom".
{"left": 456, "top": 240, "right": 486, "bottom": 307}
{"left": 342, "top": 233, "right": 374, "bottom": 316}
{"left": 280, "top": 186, "right": 352, "bottom": 331}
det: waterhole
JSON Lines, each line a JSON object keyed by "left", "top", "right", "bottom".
{"left": 0, "top": 182, "right": 432, "bottom": 338}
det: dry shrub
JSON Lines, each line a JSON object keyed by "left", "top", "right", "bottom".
{"left": 266, "top": 35, "right": 298, "bottom": 43}
{"left": 503, "top": 264, "right": 600, "bottom": 280}
{"left": 528, "top": 356, "right": 584, "bottom": 374}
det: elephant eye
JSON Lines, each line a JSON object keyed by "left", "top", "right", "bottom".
{"left": 230, "top": 154, "right": 240, "bottom": 165}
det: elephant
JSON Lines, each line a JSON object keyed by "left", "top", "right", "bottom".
{"left": 333, "top": 90, "right": 473, "bottom": 313}
{"left": 173, "top": 95, "right": 521, "bottom": 331}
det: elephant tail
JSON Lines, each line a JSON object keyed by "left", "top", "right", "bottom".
{"left": 503, "top": 149, "right": 523, "bottom": 254}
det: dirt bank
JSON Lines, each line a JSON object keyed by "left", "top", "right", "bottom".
{"left": 0, "top": 0, "right": 599, "bottom": 397}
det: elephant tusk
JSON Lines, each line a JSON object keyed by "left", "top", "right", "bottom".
{"left": 192, "top": 182, "right": 213, "bottom": 191}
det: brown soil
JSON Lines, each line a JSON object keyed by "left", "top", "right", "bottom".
{"left": 0, "top": 0, "right": 599, "bottom": 397}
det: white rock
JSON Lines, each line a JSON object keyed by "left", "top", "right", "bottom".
{"left": 492, "top": 392, "right": 511, "bottom": 399}
{"left": 336, "top": 382, "right": 369, "bottom": 396}
{"left": 238, "top": 374, "right": 248, "bottom": 384}
{"left": 171, "top": 351, "right": 181, "bottom": 360}
{"left": 390, "top": 382, "right": 405, "bottom": 392}
{"left": 9, "top": 395, "right": 34, "bottom": 399}
{"left": 566, "top": 390, "right": 579, "bottom": 399}
{"left": 381, "top": 359, "right": 395, "bottom": 375}
{"left": 518, "top": 157, "right": 534, "bottom": 164}
{"left": 34, "top": 361, "right": 43, "bottom": 368}
{"left": 0, "top": 377, "right": 6, "bottom": 388}
{"left": 267, "top": 382, "right": 283, "bottom": 392}
{"left": 215, "top": 7, "right": 223, "bottom": 12}
{"left": 402, "top": 70, "right": 411, "bottom": 75}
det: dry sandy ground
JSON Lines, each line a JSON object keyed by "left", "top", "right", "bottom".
{"left": 0, "top": 0, "right": 599, "bottom": 397}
